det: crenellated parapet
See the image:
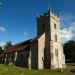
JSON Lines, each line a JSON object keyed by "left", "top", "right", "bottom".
{"left": 37, "top": 10, "right": 59, "bottom": 21}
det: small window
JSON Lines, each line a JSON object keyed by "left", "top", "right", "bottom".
{"left": 42, "top": 57, "right": 44, "bottom": 61}
{"left": 42, "top": 23, "right": 44, "bottom": 30}
{"left": 55, "top": 49, "right": 58, "bottom": 57}
{"left": 55, "top": 34, "right": 57, "bottom": 41}
{"left": 54, "top": 23, "right": 56, "bottom": 29}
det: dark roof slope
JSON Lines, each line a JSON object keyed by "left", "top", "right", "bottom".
{"left": 3, "top": 34, "right": 43, "bottom": 53}
{"left": 4, "top": 39, "right": 31, "bottom": 53}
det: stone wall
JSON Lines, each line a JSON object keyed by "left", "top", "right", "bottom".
{"left": 30, "top": 41, "right": 38, "bottom": 69}
{"left": 50, "top": 11, "right": 60, "bottom": 42}
{"left": 6, "top": 52, "right": 15, "bottom": 65}
{"left": 4, "top": 46, "right": 30, "bottom": 68}
{"left": 50, "top": 41, "right": 66, "bottom": 69}
{"left": 15, "top": 47, "right": 30, "bottom": 68}
{"left": 38, "top": 33, "right": 45, "bottom": 69}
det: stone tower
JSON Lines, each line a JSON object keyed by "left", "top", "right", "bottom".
{"left": 37, "top": 7, "right": 66, "bottom": 69}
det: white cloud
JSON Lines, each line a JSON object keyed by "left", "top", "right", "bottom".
{"left": 0, "top": 26, "right": 6, "bottom": 32}
{"left": 60, "top": 28, "right": 74, "bottom": 43}
{"left": 60, "top": 13, "right": 75, "bottom": 28}
{"left": 0, "top": 42, "right": 6, "bottom": 50}
{"left": 60, "top": 13, "right": 75, "bottom": 43}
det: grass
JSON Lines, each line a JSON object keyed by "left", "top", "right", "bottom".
{"left": 0, "top": 63, "right": 74, "bottom": 75}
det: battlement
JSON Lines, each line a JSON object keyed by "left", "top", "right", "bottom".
{"left": 37, "top": 10, "right": 59, "bottom": 21}
{"left": 37, "top": 12, "right": 48, "bottom": 18}
{"left": 50, "top": 11, "right": 59, "bottom": 21}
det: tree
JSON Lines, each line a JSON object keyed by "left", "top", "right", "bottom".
{"left": 0, "top": 46, "right": 3, "bottom": 54}
{"left": 64, "top": 40, "right": 75, "bottom": 62}
{"left": 4, "top": 41, "right": 12, "bottom": 50}
{"left": 0, "top": 2, "right": 3, "bottom": 7}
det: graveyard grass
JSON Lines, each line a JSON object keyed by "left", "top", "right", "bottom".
{"left": 0, "top": 63, "right": 74, "bottom": 75}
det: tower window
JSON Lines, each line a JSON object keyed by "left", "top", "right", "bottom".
{"left": 55, "top": 34, "right": 57, "bottom": 41}
{"left": 54, "top": 23, "right": 56, "bottom": 29}
{"left": 42, "top": 23, "right": 44, "bottom": 31}
{"left": 55, "top": 49, "right": 58, "bottom": 57}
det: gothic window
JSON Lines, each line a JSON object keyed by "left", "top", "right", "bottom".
{"left": 54, "top": 23, "right": 56, "bottom": 29}
{"left": 55, "top": 49, "right": 58, "bottom": 57}
{"left": 55, "top": 34, "right": 57, "bottom": 41}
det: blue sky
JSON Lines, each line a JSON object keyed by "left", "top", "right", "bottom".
{"left": 0, "top": 0, "right": 75, "bottom": 45}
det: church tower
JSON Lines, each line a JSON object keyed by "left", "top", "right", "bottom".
{"left": 37, "top": 6, "right": 66, "bottom": 69}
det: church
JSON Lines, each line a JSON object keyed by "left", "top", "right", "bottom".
{"left": 0, "top": 7, "right": 66, "bottom": 69}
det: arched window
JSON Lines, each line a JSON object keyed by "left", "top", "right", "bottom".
{"left": 54, "top": 23, "right": 56, "bottom": 29}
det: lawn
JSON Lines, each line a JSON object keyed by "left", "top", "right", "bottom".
{"left": 0, "top": 63, "right": 74, "bottom": 75}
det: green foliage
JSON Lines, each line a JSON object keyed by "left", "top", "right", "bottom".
{"left": 6, "top": 41, "right": 12, "bottom": 46}
{"left": 0, "top": 2, "right": 3, "bottom": 6}
{"left": 0, "top": 2, "right": 3, "bottom": 9}
{"left": 0, "top": 46, "right": 3, "bottom": 54}
{"left": 4, "top": 41, "right": 12, "bottom": 50}
{"left": 64, "top": 40, "right": 75, "bottom": 62}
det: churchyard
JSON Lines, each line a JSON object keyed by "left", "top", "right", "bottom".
{"left": 0, "top": 63, "right": 74, "bottom": 75}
